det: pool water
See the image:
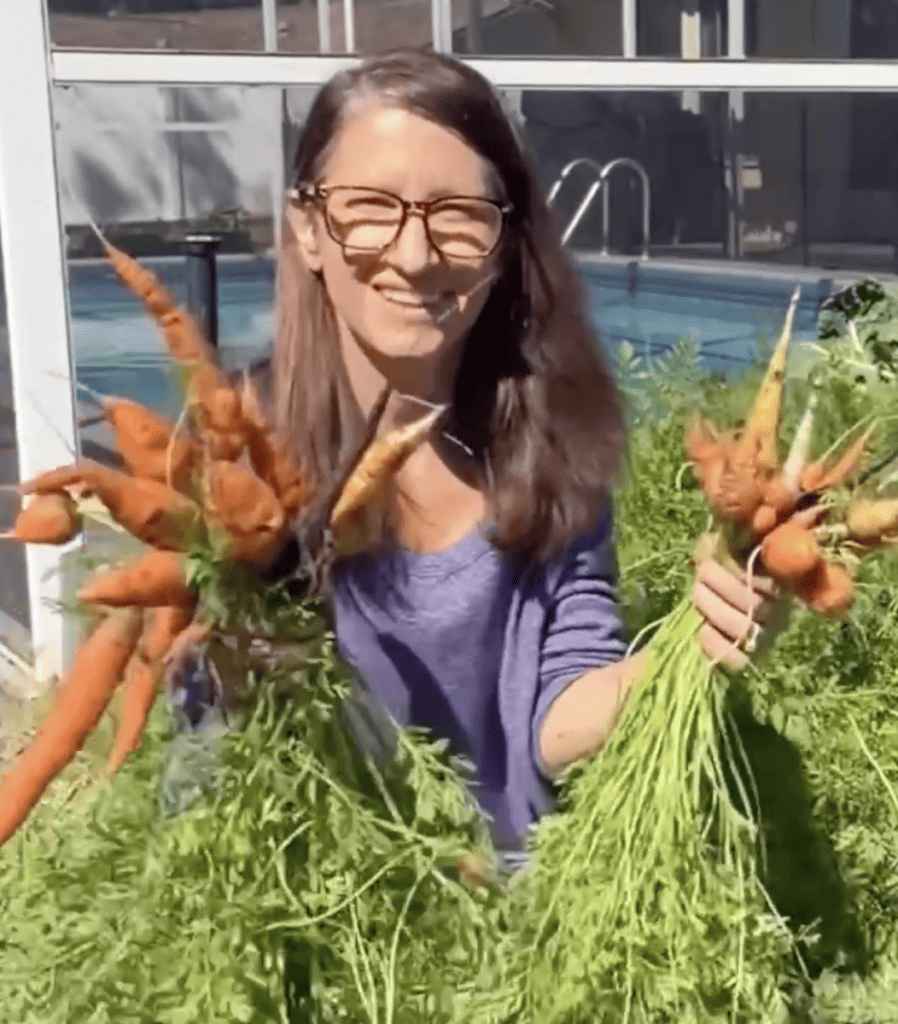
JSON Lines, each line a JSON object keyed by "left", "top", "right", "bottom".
{"left": 67, "top": 254, "right": 834, "bottom": 417}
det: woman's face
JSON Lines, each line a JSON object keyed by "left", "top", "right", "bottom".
{"left": 289, "top": 103, "right": 505, "bottom": 394}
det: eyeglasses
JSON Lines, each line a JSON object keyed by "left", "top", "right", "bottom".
{"left": 293, "top": 183, "right": 512, "bottom": 261}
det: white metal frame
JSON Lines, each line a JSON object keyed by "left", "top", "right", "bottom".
{"left": 1, "top": 0, "right": 897, "bottom": 686}
{"left": 0, "top": 2, "right": 80, "bottom": 688}
{"left": 50, "top": 51, "right": 898, "bottom": 92}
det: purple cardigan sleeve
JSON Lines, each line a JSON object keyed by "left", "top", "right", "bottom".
{"left": 531, "top": 502, "right": 630, "bottom": 774}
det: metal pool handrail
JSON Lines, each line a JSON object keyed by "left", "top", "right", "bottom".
{"left": 600, "top": 158, "right": 651, "bottom": 260}
{"left": 546, "top": 158, "right": 605, "bottom": 245}
{"left": 546, "top": 156, "right": 651, "bottom": 259}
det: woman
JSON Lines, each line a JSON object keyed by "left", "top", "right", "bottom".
{"left": 185, "top": 47, "right": 782, "bottom": 854}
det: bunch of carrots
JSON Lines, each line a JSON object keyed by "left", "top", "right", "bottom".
{"left": 687, "top": 283, "right": 898, "bottom": 618}
{"left": 0, "top": 240, "right": 442, "bottom": 851}
{"left": 472, "top": 285, "right": 898, "bottom": 1024}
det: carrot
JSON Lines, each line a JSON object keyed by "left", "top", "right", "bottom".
{"left": 796, "top": 559, "right": 855, "bottom": 617}
{"left": 803, "top": 424, "right": 876, "bottom": 494}
{"left": 238, "top": 369, "right": 270, "bottom": 432}
{"left": 760, "top": 521, "right": 823, "bottom": 583}
{"left": 103, "top": 241, "right": 178, "bottom": 321}
{"left": 750, "top": 503, "right": 778, "bottom": 536}
{"left": 202, "top": 430, "right": 245, "bottom": 463}
{"left": 759, "top": 389, "right": 820, "bottom": 522}
{"left": 77, "top": 550, "right": 195, "bottom": 608}
{"left": 1, "top": 493, "right": 82, "bottom": 544}
{"left": 845, "top": 496, "right": 898, "bottom": 544}
{"left": 203, "top": 460, "right": 286, "bottom": 541}
{"left": 0, "top": 608, "right": 143, "bottom": 848}
{"left": 685, "top": 416, "right": 724, "bottom": 470}
{"left": 330, "top": 405, "right": 445, "bottom": 528}
{"left": 243, "top": 425, "right": 310, "bottom": 520}
{"left": 19, "top": 460, "right": 203, "bottom": 550}
{"left": 107, "top": 605, "right": 195, "bottom": 773}
{"left": 799, "top": 463, "right": 826, "bottom": 493}
{"left": 732, "top": 283, "right": 801, "bottom": 474}
{"left": 97, "top": 392, "right": 196, "bottom": 488}
{"left": 203, "top": 385, "right": 243, "bottom": 434}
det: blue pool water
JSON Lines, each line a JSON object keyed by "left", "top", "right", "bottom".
{"left": 67, "top": 254, "right": 836, "bottom": 419}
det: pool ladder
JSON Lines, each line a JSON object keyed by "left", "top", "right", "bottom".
{"left": 547, "top": 157, "right": 651, "bottom": 258}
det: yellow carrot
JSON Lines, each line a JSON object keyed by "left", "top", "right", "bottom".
{"left": 733, "top": 283, "right": 801, "bottom": 473}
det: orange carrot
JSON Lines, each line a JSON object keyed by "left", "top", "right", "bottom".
{"left": 685, "top": 416, "right": 724, "bottom": 470}
{"left": 77, "top": 550, "right": 195, "bottom": 608}
{"left": 203, "top": 385, "right": 243, "bottom": 434}
{"left": 330, "top": 406, "right": 445, "bottom": 528}
{"left": 0, "top": 608, "right": 143, "bottom": 848}
{"left": 104, "top": 396, "right": 197, "bottom": 488}
{"left": 796, "top": 559, "right": 855, "bottom": 617}
{"left": 243, "top": 424, "right": 310, "bottom": 520}
{"left": 802, "top": 423, "right": 872, "bottom": 495}
{"left": 202, "top": 430, "right": 245, "bottom": 463}
{"left": 75, "top": 381, "right": 197, "bottom": 488}
{"left": 1, "top": 493, "right": 82, "bottom": 544}
{"left": 203, "top": 460, "right": 286, "bottom": 541}
{"left": 761, "top": 521, "right": 823, "bottom": 583}
{"left": 107, "top": 605, "right": 195, "bottom": 773}
{"left": 750, "top": 503, "right": 778, "bottom": 536}
{"left": 103, "top": 241, "right": 178, "bottom": 321}
{"left": 845, "top": 496, "right": 898, "bottom": 544}
{"left": 19, "top": 460, "right": 203, "bottom": 550}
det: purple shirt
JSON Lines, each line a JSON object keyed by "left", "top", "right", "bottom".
{"left": 330, "top": 500, "right": 629, "bottom": 850}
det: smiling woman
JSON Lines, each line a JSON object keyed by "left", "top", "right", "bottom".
{"left": 231, "top": 46, "right": 785, "bottom": 863}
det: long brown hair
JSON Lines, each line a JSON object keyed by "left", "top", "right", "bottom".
{"left": 271, "top": 47, "right": 626, "bottom": 561}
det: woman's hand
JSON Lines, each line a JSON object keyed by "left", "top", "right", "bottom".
{"left": 690, "top": 534, "right": 792, "bottom": 673}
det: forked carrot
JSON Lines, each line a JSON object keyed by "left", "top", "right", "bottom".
{"left": 202, "top": 460, "right": 286, "bottom": 541}
{"left": 75, "top": 383, "right": 198, "bottom": 488}
{"left": 202, "top": 430, "right": 245, "bottom": 463}
{"left": 1, "top": 493, "right": 82, "bottom": 544}
{"left": 77, "top": 550, "right": 195, "bottom": 608}
{"left": 19, "top": 460, "right": 203, "bottom": 550}
{"left": 107, "top": 605, "right": 196, "bottom": 773}
{"left": 0, "top": 608, "right": 143, "bottom": 848}
{"left": 330, "top": 406, "right": 446, "bottom": 529}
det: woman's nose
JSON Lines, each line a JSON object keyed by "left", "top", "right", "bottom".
{"left": 385, "top": 211, "right": 440, "bottom": 273}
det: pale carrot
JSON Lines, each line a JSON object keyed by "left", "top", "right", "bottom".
{"left": 1, "top": 493, "right": 82, "bottom": 544}
{"left": 77, "top": 550, "right": 195, "bottom": 608}
{"left": 19, "top": 460, "right": 203, "bottom": 550}
{"left": 845, "top": 496, "right": 898, "bottom": 544}
{"left": 0, "top": 608, "right": 143, "bottom": 848}
{"left": 330, "top": 406, "right": 446, "bottom": 528}
{"left": 732, "top": 283, "right": 801, "bottom": 473}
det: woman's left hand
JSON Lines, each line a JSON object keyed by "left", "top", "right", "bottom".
{"left": 690, "top": 535, "right": 792, "bottom": 672}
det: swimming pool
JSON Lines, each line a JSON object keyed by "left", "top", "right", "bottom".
{"left": 67, "top": 252, "right": 849, "bottom": 419}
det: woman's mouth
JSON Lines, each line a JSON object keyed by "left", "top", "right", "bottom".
{"left": 376, "top": 287, "right": 453, "bottom": 315}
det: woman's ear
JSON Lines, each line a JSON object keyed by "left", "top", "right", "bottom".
{"left": 284, "top": 199, "right": 323, "bottom": 274}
